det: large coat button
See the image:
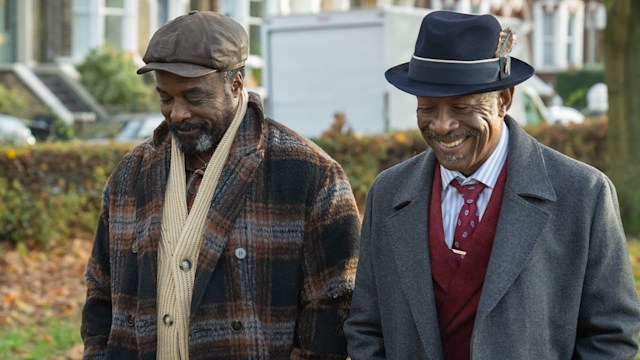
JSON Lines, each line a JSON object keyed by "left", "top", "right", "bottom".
{"left": 235, "top": 247, "right": 247, "bottom": 260}
{"left": 231, "top": 320, "right": 243, "bottom": 332}
{"left": 163, "top": 314, "right": 173, "bottom": 326}
{"left": 126, "top": 314, "right": 135, "bottom": 326}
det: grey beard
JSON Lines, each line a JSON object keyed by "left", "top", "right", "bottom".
{"left": 172, "top": 132, "right": 216, "bottom": 155}
{"left": 439, "top": 153, "right": 465, "bottom": 163}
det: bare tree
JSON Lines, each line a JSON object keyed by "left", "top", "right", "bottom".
{"left": 604, "top": 0, "right": 640, "bottom": 235}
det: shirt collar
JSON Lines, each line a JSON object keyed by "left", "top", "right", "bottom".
{"left": 440, "top": 121, "right": 509, "bottom": 189}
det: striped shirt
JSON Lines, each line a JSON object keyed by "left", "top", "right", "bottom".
{"left": 440, "top": 123, "right": 509, "bottom": 248}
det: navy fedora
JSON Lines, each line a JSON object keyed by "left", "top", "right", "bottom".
{"left": 385, "top": 10, "right": 534, "bottom": 97}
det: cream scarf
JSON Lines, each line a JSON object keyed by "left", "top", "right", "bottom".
{"left": 157, "top": 88, "right": 248, "bottom": 360}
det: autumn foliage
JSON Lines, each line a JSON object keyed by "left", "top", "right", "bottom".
{"left": 0, "top": 117, "right": 612, "bottom": 247}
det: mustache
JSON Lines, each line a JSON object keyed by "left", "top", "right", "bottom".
{"left": 422, "top": 129, "right": 479, "bottom": 140}
{"left": 168, "top": 121, "right": 210, "bottom": 133}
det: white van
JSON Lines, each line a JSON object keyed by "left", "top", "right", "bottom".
{"left": 262, "top": 6, "right": 550, "bottom": 136}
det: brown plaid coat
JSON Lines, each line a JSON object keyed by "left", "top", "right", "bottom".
{"left": 81, "top": 93, "right": 360, "bottom": 359}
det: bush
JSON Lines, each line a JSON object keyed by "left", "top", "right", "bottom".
{"left": 313, "top": 130, "right": 426, "bottom": 207}
{"left": 0, "top": 84, "right": 29, "bottom": 116}
{"left": 76, "top": 46, "right": 158, "bottom": 114}
{"left": 524, "top": 117, "right": 608, "bottom": 172}
{"left": 1, "top": 118, "right": 618, "bottom": 246}
{"left": 554, "top": 69, "right": 604, "bottom": 110}
{"left": 0, "top": 142, "right": 131, "bottom": 246}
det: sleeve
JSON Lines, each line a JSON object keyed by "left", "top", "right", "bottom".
{"left": 574, "top": 177, "right": 640, "bottom": 358}
{"left": 81, "top": 186, "right": 113, "bottom": 359}
{"left": 291, "top": 161, "right": 361, "bottom": 360}
{"left": 343, "top": 179, "right": 386, "bottom": 359}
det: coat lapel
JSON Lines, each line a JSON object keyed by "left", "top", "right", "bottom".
{"left": 136, "top": 136, "right": 170, "bottom": 309}
{"left": 190, "top": 100, "right": 266, "bottom": 315}
{"left": 386, "top": 151, "right": 443, "bottom": 359}
{"left": 476, "top": 117, "right": 556, "bottom": 321}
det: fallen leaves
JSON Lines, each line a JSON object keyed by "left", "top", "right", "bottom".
{"left": 0, "top": 238, "right": 92, "bottom": 327}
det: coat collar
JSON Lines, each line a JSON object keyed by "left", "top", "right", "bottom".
{"left": 387, "top": 151, "right": 443, "bottom": 358}
{"left": 190, "top": 92, "right": 266, "bottom": 315}
{"left": 475, "top": 116, "right": 555, "bottom": 320}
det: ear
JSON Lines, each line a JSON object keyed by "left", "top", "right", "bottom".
{"left": 231, "top": 71, "right": 244, "bottom": 97}
{"left": 498, "top": 87, "right": 515, "bottom": 117}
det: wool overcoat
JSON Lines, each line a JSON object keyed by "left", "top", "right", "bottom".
{"left": 82, "top": 93, "right": 361, "bottom": 359}
{"left": 344, "top": 116, "right": 640, "bottom": 359}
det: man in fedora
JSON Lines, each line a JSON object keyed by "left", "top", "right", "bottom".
{"left": 344, "top": 10, "right": 640, "bottom": 359}
{"left": 81, "top": 11, "right": 360, "bottom": 359}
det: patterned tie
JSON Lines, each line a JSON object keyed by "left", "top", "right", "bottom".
{"left": 450, "top": 180, "right": 486, "bottom": 257}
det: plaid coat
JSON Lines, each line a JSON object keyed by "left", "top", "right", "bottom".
{"left": 82, "top": 93, "right": 360, "bottom": 359}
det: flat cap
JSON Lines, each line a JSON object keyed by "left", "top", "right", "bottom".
{"left": 137, "top": 11, "right": 248, "bottom": 77}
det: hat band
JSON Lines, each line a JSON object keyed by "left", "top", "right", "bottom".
{"left": 408, "top": 56, "right": 510, "bottom": 85}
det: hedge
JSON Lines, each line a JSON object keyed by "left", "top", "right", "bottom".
{"left": 0, "top": 118, "right": 616, "bottom": 246}
{"left": 0, "top": 142, "right": 130, "bottom": 246}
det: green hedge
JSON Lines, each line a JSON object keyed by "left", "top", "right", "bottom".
{"left": 554, "top": 69, "right": 604, "bottom": 111}
{"left": 0, "top": 118, "right": 623, "bottom": 246}
{"left": 523, "top": 118, "right": 608, "bottom": 172}
{"left": 0, "top": 142, "right": 130, "bottom": 246}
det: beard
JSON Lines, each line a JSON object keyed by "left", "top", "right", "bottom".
{"left": 168, "top": 120, "right": 227, "bottom": 155}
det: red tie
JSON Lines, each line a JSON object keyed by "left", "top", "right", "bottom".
{"left": 450, "top": 180, "right": 486, "bottom": 257}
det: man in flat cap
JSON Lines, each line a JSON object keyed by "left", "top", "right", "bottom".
{"left": 81, "top": 11, "right": 360, "bottom": 359}
{"left": 344, "top": 10, "right": 640, "bottom": 359}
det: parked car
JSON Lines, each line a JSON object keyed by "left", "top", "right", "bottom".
{"left": 0, "top": 114, "right": 37, "bottom": 145}
{"left": 78, "top": 113, "right": 164, "bottom": 143}
{"left": 548, "top": 105, "right": 585, "bottom": 125}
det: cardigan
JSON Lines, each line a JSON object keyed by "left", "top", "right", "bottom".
{"left": 81, "top": 92, "right": 361, "bottom": 359}
{"left": 429, "top": 163, "right": 507, "bottom": 359}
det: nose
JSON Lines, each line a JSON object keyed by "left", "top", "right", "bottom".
{"left": 428, "top": 107, "right": 459, "bottom": 135}
{"left": 169, "top": 99, "right": 191, "bottom": 122}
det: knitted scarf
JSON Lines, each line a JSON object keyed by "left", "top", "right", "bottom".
{"left": 157, "top": 88, "right": 248, "bottom": 360}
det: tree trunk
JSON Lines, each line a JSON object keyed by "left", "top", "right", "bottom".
{"left": 604, "top": 0, "right": 640, "bottom": 236}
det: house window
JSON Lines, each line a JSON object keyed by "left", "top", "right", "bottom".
{"left": 215, "top": 0, "right": 264, "bottom": 87}
{"left": 566, "top": 12, "right": 576, "bottom": 65}
{"left": 104, "top": 0, "right": 125, "bottom": 49}
{"left": 0, "top": 0, "right": 17, "bottom": 63}
{"left": 542, "top": 12, "right": 555, "bottom": 67}
{"left": 438, "top": 0, "right": 457, "bottom": 11}
{"left": 249, "top": 0, "right": 263, "bottom": 56}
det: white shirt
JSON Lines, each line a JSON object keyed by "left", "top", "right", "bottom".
{"left": 440, "top": 123, "right": 509, "bottom": 248}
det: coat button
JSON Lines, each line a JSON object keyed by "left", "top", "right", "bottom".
{"left": 131, "top": 242, "right": 139, "bottom": 253}
{"left": 235, "top": 247, "right": 247, "bottom": 260}
{"left": 231, "top": 320, "right": 243, "bottom": 332}
{"left": 163, "top": 314, "right": 173, "bottom": 326}
{"left": 180, "top": 259, "right": 192, "bottom": 271}
{"left": 127, "top": 313, "right": 135, "bottom": 326}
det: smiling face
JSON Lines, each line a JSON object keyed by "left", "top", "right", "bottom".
{"left": 155, "top": 70, "right": 242, "bottom": 155}
{"left": 417, "top": 87, "right": 513, "bottom": 176}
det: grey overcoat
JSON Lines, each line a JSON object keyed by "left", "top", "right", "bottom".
{"left": 344, "top": 116, "right": 640, "bottom": 359}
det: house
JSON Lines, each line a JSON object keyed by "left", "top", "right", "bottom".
{"left": 0, "top": 0, "right": 604, "bottom": 126}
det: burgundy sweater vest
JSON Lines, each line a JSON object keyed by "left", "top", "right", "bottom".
{"left": 429, "top": 163, "right": 507, "bottom": 360}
